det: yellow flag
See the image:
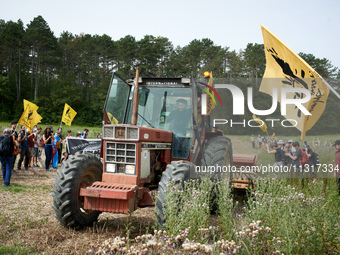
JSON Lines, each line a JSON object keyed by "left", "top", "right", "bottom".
{"left": 61, "top": 103, "right": 77, "bottom": 126}
{"left": 271, "top": 132, "right": 277, "bottom": 140}
{"left": 206, "top": 72, "right": 215, "bottom": 115}
{"left": 18, "top": 104, "right": 42, "bottom": 130}
{"left": 107, "top": 112, "right": 119, "bottom": 124}
{"left": 253, "top": 114, "right": 268, "bottom": 133}
{"left": 23, "top": 99, "right": 39, "bottom": 111}
{"left": 260, "top": 24, "right": 330, "bottom": 140}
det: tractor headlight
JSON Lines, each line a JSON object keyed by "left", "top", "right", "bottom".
{"left": 125, "top": 165, "right": 135, "bottom": 175}
{"left": 106, "top": 163, "right": 116, "bottom": 173}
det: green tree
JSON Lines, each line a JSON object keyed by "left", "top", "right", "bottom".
{"left": 299, "top": 52, "right": 338, "bottom": 79}
{"left": 25, "top": 15, "right": 60, "bottom": 100}
{"left": 243, "top": 43, "right": 266, "bottom": 82}
{"left": 137, "top": 35, "right": 173, "bottom": 77}
{"left": 163, "top": 46, "right": 190, "bottom": 77}
{"left": 226, "top": 50, "right": 243, "bottom": 78}
{"left": 0, "top": 19, "right": 26, "bottom": 102}
{"left": 181, "top": 39, "right": 204, "bottom": 75}
{"left": 115, "top": 35, "right": 138, "bottom": 78}
{"left": 200, "top": 38, "right": 229, "bottom": 77}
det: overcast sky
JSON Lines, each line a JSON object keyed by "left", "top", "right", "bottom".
{"left": 2, "top": 0, "right": 340, "bottom": 68}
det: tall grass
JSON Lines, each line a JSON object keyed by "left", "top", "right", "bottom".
{"left": 246, "top": 179, "right": 340, "bottom": 254}
{"left": 153, "top": 178, "right": 340, "bottom": 254}
{"left": 161, "top": 178, "right": 214, "bottom": 239}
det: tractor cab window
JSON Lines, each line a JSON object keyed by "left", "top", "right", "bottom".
{"left": 104, "top": 74, "right": 131, "bottom": 124}
{"left": 137, "top": 86, "right": 193, "bottom": 159}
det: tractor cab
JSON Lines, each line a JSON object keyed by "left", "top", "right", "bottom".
{"left": 103, "top": 74, "right": 197, "bottom": 160}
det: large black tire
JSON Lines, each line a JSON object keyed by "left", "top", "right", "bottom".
{"left": 202, "top": 136, "right": 233, "bottom": 176}
{"left": 52, "top": 153, "right": 103, "bottom": 228}
{"left": 201, "top": 136, "right": 233, "bottom": 213}
{"left": 156, "top": 161, "right": 192, "bottom": 227}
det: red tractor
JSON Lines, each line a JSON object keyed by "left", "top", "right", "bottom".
{"left": 52, "top": 71, "right": 234, "bottom": 228}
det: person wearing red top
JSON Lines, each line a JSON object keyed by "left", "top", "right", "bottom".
{"left": 334, "top": 140, "right": 340, "bottom": 196}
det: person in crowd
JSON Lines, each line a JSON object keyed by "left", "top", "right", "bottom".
{"left": 285, "top": 142, "right": 302, "bottom": 168}
{"left": 306, "top": 145, "right": 318, "bottom": 178}
{"left": 56, "top": 127, "right": 63, "bottom": 163}
{"left": 333, "top": 140, "right": 340, "bottom": 196}
{"left": 52, "top": 131, "right": 61, "bottom": 169}
{"left": 287, "top": 139, "right": 296, "bottom": 153}
{"left": 32, "top": 127, "right": 42, "bottom": 167}
{"left": 97, "top": 133, "right": 102, "bottom": 139}
{"left": 17, "top": 126, "right": 30, "bottom": 170}
{"left": 27, "top": 130, "right": 35, "bottom": 167}
{"left": 81, "top": 128, "right": 89, "bottom": 139}
{"left": 76, "top": 132, "right": 81, "bottom": 138}
{"left": 42, "top": 126, "right": 54, "bottom": 171}
{"left": 10, "top": 121, "right": 18, "bottom": 170}
{"left": 10, "top": 121, "right": 18, "bottom": 138}
{"left": 282, "top": 142, "right": 292, "bottom": 166}
{"left": 312, "top": 137, "right": 321, "bottom": 147}
{"left": 64, "top": 130, "right": 72, "bottom": 154}
{"left": 303, "top": 141, "right": 308, "bottom": 148}
{"left": 257, "top": 135, "right": 262, "bottom": 148}
{"left": 65, "top": 130, "right": 72, "bottom": 138}
{"left": 250, "top": 134, "right": 255, "bottom": 148}
{"left": 1, "top": 128, "right": 19, "bottom": 187}
{"left": 266, "top": 142, "right": 284, "bottom": 169}
{"left": 61, "top": 151, "right": 69, "bottom": 161}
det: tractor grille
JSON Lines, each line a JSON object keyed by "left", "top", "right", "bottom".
{"left": 106, "top": 142, "right": 136, "bottom": 164}
{"left": 103, "top": 125, "right": 139, "bottom": 140}
{"left": 103, "top": 126, "right": 114, "bottom": 138}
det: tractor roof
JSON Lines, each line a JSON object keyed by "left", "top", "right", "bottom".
{"left": 131, "top": 77, "right": 191, "bottom": 87}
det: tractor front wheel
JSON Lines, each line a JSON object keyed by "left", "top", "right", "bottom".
{"left": 156, "top": 161, "right": 192, "bottom": 227}
{"left": 52, "top": 153, "right": 103, "bottom": 228}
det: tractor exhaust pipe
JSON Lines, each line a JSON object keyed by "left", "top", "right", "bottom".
{"left": 131, "top": 68, "right": 139, "bottom": 125}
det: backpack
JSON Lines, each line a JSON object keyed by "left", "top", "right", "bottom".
{"left": 300, "top": 149, "right": 309, "bottom": 165}
{"left": 0, "top": 135, "right": 13, "bottom": 156}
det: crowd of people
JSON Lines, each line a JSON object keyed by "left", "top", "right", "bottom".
{"left": 252, "top": 134, "right": 340, "bottom": 195}
{"left": 0, "top": 122, "right": 95, "bottom": 187}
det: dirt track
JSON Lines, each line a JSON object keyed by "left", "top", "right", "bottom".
{"left": 0, "top": 168, "right": 155, "bottom": 254}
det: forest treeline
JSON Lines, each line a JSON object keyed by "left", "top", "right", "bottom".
{"left": 1, "top": 15, "right": 339, "bottom": 134}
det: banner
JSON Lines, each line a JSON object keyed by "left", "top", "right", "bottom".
{"left": 18, "top": 104, "right": 43, "bottom": 130}
{"left": 66, "top": 137, "right": 101, "bottom": 156}
{"left": 23, "top": 99, "right": 39, "bottom": 111}
{"left": 260, "top": 24, "right": 330, "bottom": 140}
{"left": 61, "top": 103, "right": 77, "bottom": 126}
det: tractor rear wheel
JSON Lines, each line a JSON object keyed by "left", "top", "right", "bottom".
{"left": 52, "top": 153, "right": 103, "bottom": 228}
{"left": 156, "top": 161, "right": 191, "bottom": 227}
{"left": 202, "top": 136, "right": 233, "bottom": 174}
{"left": 201, "top": 136, "right": 233, "bottom": 212}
